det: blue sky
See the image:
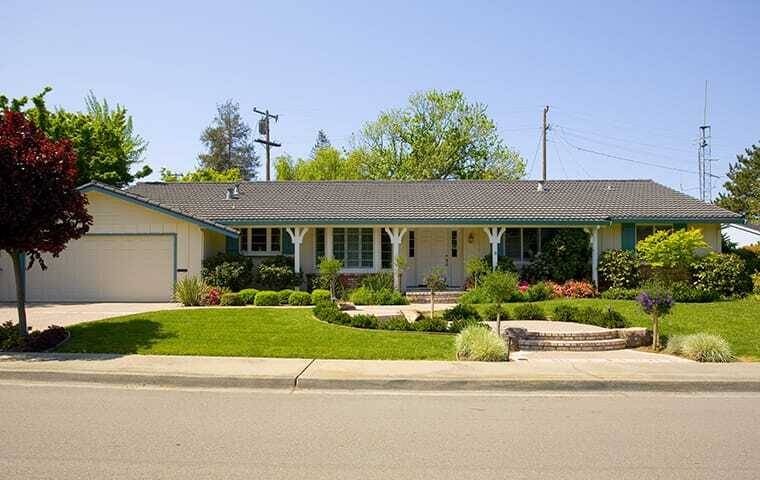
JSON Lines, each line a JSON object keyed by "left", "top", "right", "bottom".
{"left": 3, "top": 1, "right": 758, "bottom": 198}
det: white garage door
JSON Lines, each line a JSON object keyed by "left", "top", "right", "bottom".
{"left": 0, "top": 235, "right": 175, "bottom": 302}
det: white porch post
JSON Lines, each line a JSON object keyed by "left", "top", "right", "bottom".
{"left": 324, "top": 227, "right": 333, "bottom": 259}
{"left": 483, "top": 227, "right": 506, "bottom": 271}
{"left": 286, "top": 227, "right": 309, "bottom": 273}
{"left": 591, "top": 226, "right": 600, "bottom": 287}
{"left": 384, "top": 227, "right": 408, "bottom": 291}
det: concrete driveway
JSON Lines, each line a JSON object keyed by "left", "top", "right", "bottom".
{"left": 0, "top": 302, "right": 180, "bottom": 330}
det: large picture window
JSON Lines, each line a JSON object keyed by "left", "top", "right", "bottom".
{"left": 236, "top": 228, "right": 284, "bottom": 255}
{"left": 251, "top": 228, "right": 267, "bottom": 252}
{"left": 500, "top": 227, "right": 573, "bottom": 263}
{"left": 333, "top": 227, "right": 374, "bottom": 268}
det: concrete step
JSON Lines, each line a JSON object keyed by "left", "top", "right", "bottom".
{"left": 517, "top": 337, "right": 628, "bottom": 352}
{"left": 523, "top": 330, "right": 620, "bottom": 341}
{"left": 405, "top": 291, "right": 464, "bottom": 303}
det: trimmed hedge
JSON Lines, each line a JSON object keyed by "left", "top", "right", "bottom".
{"left": 311, "top": 289, "right": 331, "bottom": 304}
{"left": 220, "top": 292, "right": 244, "bottom": 306}
{"left": 254, "top": 290, "right": 280, "bottom": 306}
{"left": 313, "top": 302, "right": 351, "bottom": 325}
{"left": 349, "top": 287, "right": 408, "bottom": 305}
{"left": 238, "top": 288, "right": 259, "bottom": 305}
{"left": 481, "top": 304, "right": 511, "bottom": 322}
{"left": 551, "top": 304, "right": 627, "bottom": 328}
{"left": 288, "top": 291, "right": 312, "bottom": 306}
{"left": 513, "top": 303, "right": 546, "bottom": 320}
{"left": 277, "top": 289, "right": 294, "bottom": 305}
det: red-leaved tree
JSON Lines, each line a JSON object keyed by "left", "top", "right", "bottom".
{"left": 0, "top": 110, "right": 92, "bottom": 335}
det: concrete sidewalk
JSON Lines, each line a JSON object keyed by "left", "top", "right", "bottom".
{"left": 2, "top": 352, "right": 760, "bottom": 392}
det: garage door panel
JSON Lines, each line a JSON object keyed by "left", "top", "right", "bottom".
{"left": 1, "top": 235, "right": 174, "bottom": 302}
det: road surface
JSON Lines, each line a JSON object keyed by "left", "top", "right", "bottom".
{"left": 1, "top": 381, "right": 758, "bottom": 479}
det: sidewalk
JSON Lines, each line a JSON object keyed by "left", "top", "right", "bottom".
{"left": 2, "top": 352, "right": 760, "bottom": 392}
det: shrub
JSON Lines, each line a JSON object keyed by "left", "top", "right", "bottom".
{"left": 599, "top": 249, "right": 640, "bottom": 289}
{"left": 455, "top": 325, "right": 508, "bottom": 361}
{"left": 459, "top": 288, "right": 492, "bottom": 304}
{"left": 559, "top": 280, "right": 596, "bottom": 298}
{"left": 310, "top": 289, "right": 331, "bottom": 304}
{"left": 312, "top": 301, "right": 351, "bottom": 325}
{"left": 735, "top": 246, "right": 760, "bottom": 275}
{"left": 524, "top": 282, "right": 553, "bottom": 302}
{"left": 201, "top": 253, "right": 254, "bottom": 291}
{"left": 220, "top": 292, "right": 244, "bottom": 306}
{"left": 666, "top": 333, "right": 735, "bottom": 362}
{"left": 552, "top": 304, "right": 580, "bottom": 322}
{"left": 480, "top": 271, "right": 519, "bottom": 303}
{"left": 277, "top": 289, "right": 295, "bottom": 304}
{"left": 442, "top": 304, "right": 481, "bottom": 323}
{"left": 349, "top": 314, "right": 379, "bottom": 329}
{"left": 349, "top": 287, "right": 407, "bottom": 305}
{"left": 466, "top": 256, "right": 490, "bottom": 287}
{"left": 481, "top": 304, "right": 511, "bottom": 322}
{"left": 527, "top": 229, "right": 591, "bottom": 282}
{"left": 576, "top": 307, "right": 627, "bottom": 328}
{"left": 378, "top": 316, "right": 415, "bottom": 331}
{"left": 238, "top": 288, "right": 259, "bottom": 305}
{"left": 0, "top": 321, "right": 22, "bottom": 351}
{"left": 600, "top": 287, "right": 639, "bottom": 300}
{"left": 753, "top": 273, "right": 760, "bottom": 295}
{"left": 669, "top": 281, "right": 718, "bottom": 303}
{"left": 202, "top": 286, "right": 225, "bottom": 306}
{"left": 0, "top": 324, "right": 68, "bottom": 352}
{"left": 317, "top": 257, "right": 343, "bottom": 300}
{"left": 413, "top": 316, "right": 448, "bottom": 332}
{"left": 254, "top": 290, "right": 280, "bottom": 306}
{"left": 254, "top": 264, "right": 301, "bottom": 291}
{"left": 692, "top": 253, "right": 752, "bottom": 298}
{"left": 360, "top": 272, "right": 394, "bottom": 291}
{"left": 637, "top": 282, "right": 674, "bottom": 350}
{"left": 636, "top": 229, "right": 709, "bottom": 271}
{"left": 173, "top": 276, "right": 210, "bottom": 306}
{"left": 288, "top": 291, "right": 312, "bottom": 306}
{"left": 513, "top": 303, "right": 546, "bottom": 320}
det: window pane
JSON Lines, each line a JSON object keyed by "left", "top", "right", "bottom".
{"left": 451, "top": 231, "right": 458, "bottom": 258}
{"left": 315, "top": 228, "right": 325, "bottom": 260}
{"left": 270, "top": 228, "right": 281, "bottom": 252}
{"left": 381, "top": 230, "right": 392, "bottom": 269}
{"left": 239, "top": 228, "right": 249, "bottom": 252}
{"left": 333, "top": 228, "right": 345, "bottom": 262}
{"left": 251, "top": 228, "right": 267, "bottom": 251}
{"left": 523, "top": 228, "right": 539, "bottom": 260}
{"left": 636, "top": 225, "right": 655, "bottom": 243}
{"left": 408, "top": 231, "right": 415, "bottom": 258}
{"left": 540, "top": 228, "right": 558, "bottom": 249}
{"left": 346, "top": 228, "right": 360, "bottom": 268}
{"left": 503, "top": 228, "right": 521, "bottom": 260}
{"left": 361, "top": 228, "right": 374, "bottom": 268}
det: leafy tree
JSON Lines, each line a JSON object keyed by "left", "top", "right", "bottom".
{"left": 355, "top": 89, "right": 525, "bottom": 180}
{"left": 423, "top": 267, "right": 447, "bottom": 319}
{"left": 0, "top": 110, "right": 92, "bottom": 335}
{"left": 160, "top": 167, "right": 243, "bottom": 182}
{"left": 275, "top": 147, "right": 364, "bottom": 180}
{"left": 480, "top": 271, "right": 518, "bottom": 336}
{"left": 0, "top": 88, "right": 151, "bottom": 187}
{"left": 317, "top": 257, "right": 343, "bottom": 300}
{"left": 310, "top": 129, "right": 331, "bottom": 158}
{"left": 636, "top": 229, "right": 709, "bottom": 274}
{"left": 715, "top": 141, "right": 760, "bottom": 222}
{"left": 198, "top": 100, "right": 259, "bottom": 179}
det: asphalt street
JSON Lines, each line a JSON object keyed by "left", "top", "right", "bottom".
{"left": 1, "top": 381, "right": 759, "bottom": 479}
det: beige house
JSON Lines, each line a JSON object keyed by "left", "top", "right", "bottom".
{"left": 0, "top": 179, "right": 740, "bottom": 302}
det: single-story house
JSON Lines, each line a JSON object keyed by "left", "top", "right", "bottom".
{"left": 722, "top": 223, "right": 760, "bottom": 247}
{"left": 0, "top": 179, "right": 743, "bottom": 302}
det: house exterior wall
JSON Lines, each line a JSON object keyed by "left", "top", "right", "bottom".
{"left": 599, "top": 224, "right": 621, "bottom": 251}
{"left": 691, "top": 223, "right": 721, "bottom": 252}
{"left": 203, "top": 230, "right": 227, "bottom": 259}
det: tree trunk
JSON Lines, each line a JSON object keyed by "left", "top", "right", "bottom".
{"left": 496, "top": 310, "right": 501, "bottom": 340}
{"left": 652, "top": 314, "right": 660, "bottom": 351}
{"left": 10, "top": 252, "right": 28, "bottom": 337}
{"left": 430, "top": 291, "right": 435, "bottom": 319}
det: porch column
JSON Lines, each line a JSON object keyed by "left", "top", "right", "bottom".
{"left": 590, "top": 226, "right": 600, "bottom": 286}
{"left": 483, "top": 227, "right": 506, "bottom": 271}
{"left": 384, "top": 227, "right": 408, "bottom": 291}
{"left": 285, "top": 227, "right": 309, "bottom": 273}
{"left": 324, "top": 227, "right": 334, "bottom": 259}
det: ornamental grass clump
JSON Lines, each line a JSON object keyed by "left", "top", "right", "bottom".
{"left": 173, "top": 276, "right": 210, "bottom": 306}
{"left": 636, "top": 284, "right": 673, "bottom": 350}
{"left": 455, "top": 325, "right": 508, "bottom": 361}
{"left": 665, "top": 333, "right": 734, "bottom": 362}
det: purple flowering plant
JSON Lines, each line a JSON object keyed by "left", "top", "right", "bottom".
{"left": 637, "top": 283, "right": 674, "bottom": 350}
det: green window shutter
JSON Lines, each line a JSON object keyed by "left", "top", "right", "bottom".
{"left": 226, "top": 236, "right": 239, "bottom": 255}
{"left": 621, "top": 223, "right": 636, "bottom": 251}
{"left": 282, "top": 229, "right": 294, "bottom": 255}
{"left": 674, "top": 223, "right": 687, "bottom": 231}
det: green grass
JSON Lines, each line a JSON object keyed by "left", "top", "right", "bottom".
{"left": 58, "top": 308, "right": 455, "bottom": 360}
{"left": 473, "top": 297, "right": 760, "bottom": 361}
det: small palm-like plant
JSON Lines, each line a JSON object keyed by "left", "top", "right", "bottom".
{"left": 173, "top": 276, "right": 210, "bottom": 306}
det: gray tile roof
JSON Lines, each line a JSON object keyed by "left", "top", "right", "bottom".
{"left": 125, "top": 179, "right": 743, "bottom": 225}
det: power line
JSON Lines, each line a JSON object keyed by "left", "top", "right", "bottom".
{"left": 556, "top": 124, "right": 695, "bottom": 154}
{"left": 527, "top": 123, "right": 544, "bottom": 178}
{"left": 556, "top": 129, "right": 592, "bottom": 178}
{"left": 549, "top": 140, "right": 569, "bottom": 178}
{"left": 253, "top": 107, "right": 281, "bottom": 181}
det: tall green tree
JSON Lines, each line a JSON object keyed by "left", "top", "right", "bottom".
{"left": 160, "top": 167, "right": 243, "bottom": 182}
{"left": 0, "top": 88, "right": 151, "bottom": 187}
{"left": 198, "top": 100, "right": 259, "bottom": 179}
{"left": 715, "top": 141, "right": 760, "bottom": 222}
{"left": 309, "top": 129, "right": 331, "bottom": 158}
{"left": 275, "top": 147, "right": 364, "bottom": 180}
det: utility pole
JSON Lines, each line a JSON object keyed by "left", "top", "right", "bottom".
{"left": 542, "top": 105, "right": 550, "bottom": 181}
{"left": 253, "top": 107, "right": 281, "bottom": 181}
{"left": 697, "top": 81, "right": 715, "bottom": 201}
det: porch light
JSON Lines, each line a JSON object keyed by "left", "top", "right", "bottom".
{"left": 468, "top": 232, "right": 474, "bottom": 244}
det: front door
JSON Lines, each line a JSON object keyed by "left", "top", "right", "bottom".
{"left": 414, "top": 229, "right": 464, "bottom": 287}
{"left": 447, "top": 229, "right": 464, "bottom": 287}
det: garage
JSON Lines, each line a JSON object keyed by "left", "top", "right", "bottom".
{"left": 0, "top": 234, "right": 175, "bottom": 302}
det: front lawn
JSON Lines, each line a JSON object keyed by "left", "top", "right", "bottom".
{"left": 474, "top": 297, "right": 760, "bottom": 361}
{"left": 58, "top": 308, "right": 456, "bottom": 360}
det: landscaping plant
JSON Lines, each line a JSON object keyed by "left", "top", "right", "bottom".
{"left": 691, "top": 253, "right": 752, "bottom": 298}
{"left": 455, "top": 325, "right": 508, "bottom": 361}
{"left": 443, "top": 304, "right": 483, "bottom": 333}
{"left": 288, "top": 291, "right": 312, "bottom": 306}
{"left": 413, "top": 316, "right": 448, "bottom": 333}
{"left": 466, "top": 256, "right": 490, "bottom": 287}
{"left": 378, "top": 316, "right": 415, "bottom": 331}
{"left": 636, "top": 283, "right": 674, "bottom": 350}
{"left": 523, "top": 229, "right": 591, "bottom": 282}
{"left": 665, "top": 333, "right": 734, "bottom": 362}
{"left": 598, "top": 249, "right": 640, "bottom": 289}
{"left": 253, "top": 290, "right": 280, "bottom": 306}
{"left": 481, "top": 304, "right": 511, "bottom": 322}
{"left": 636, "top": 229, "right": 708, "bottom": 282}
{"left": 513, "top": 303, "right": 546, "bottom": 320}
{"left": 600, "top": 287, "right": 639, "bottom": 300}
{"left": 277, "top": 289, "right": 295, "bottom": 305}
{"left": 318, "top": 257, "right": 343, "bottom": 301}
{"left": 238, "top": 288, "right": 259, "bottom": 305}
{"left": 254, "top": 264, "right": 300, "bottom": 291}
{"left": 479, "top": 271, "right": 519, "bottom": 335}
{"left": 310, "top": 289, "right": 331, "bottom": 304}
{"left": 201, "top": 253, "right": 254, "bottom": 291}
{"left": 201, "top": 287, "right": 225, "bottom": 306}
{"left": 0, "top": 321, "right": 68, "bottom": 352}
{"left": 393, "top": 255, "right": 409, "bottom": 292}
{"left": 220, "top": 292, "right": 244, "bottom": 306}
{"left": 173, "top": 276, "right": 211, "bottom": 306}
{"left": 424, "top": 267, "right": 448, "bottom": 319}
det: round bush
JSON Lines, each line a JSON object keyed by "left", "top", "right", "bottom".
{"left": 254, "top": 290, "right": 280, "bottom": 306}
{"left": 692, "top": 253, "right": 752, "bottom": 298}
{"left": 552, "top": 304, "right": 580, "bottom": 322}
{"left": 669, "top": 333, "right": 735, "bottom": 362}
{"left": 413, "top": 317, "right": 448, "bottom": 332}
{"left": 455, "top": 325, "right": 508, "bottom": 361}
{"left": 378, "top": 316, "right": 414, "bottom": 331}
{"left": 238, "top": 288, "right": 259, "bottom": 305}
{"left": 348, "top": 314, "right": 379, "bottom": 329}
{"left": 277, "top": 289, "right": 294, "bottom": 305}
{"left": 443, "top": 304, "right": 481, "bottom": 322}
{"left": 599, "top": 249, "right": 640, "bottom": 289}
{"left": 512, "top": 303, "right": 546, "bottom": 320}
{"left": 524, "top": 282, "right": 553, "bottom": 302}
{"left": 288, "top": 291, "right": 312, "bottom": 306}
{"left": 310, "top": 289, "right": 331, "bottom": 304}
{"left": 220, "top": 292, "right": 244, "bottom": 306}
{"left": 481, "top": 304, "right": 511, "bottom": 322}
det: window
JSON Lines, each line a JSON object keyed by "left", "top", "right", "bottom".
{"left": 499, "top": 227, "right": 573, "bottom": 263}
{"left": 239, "top": 228, "right": 249, "bottom": 252}
{"left": 540, "top": 228, "right": 558, "bottom": 247}
{"left": 522, "top": 228, "right": 539, "bottom": 260}
{"left": 408, "top": 231, "right": 415, "bottom": 258}
{"left": 270, "top": 228, "right": 281, "bottom": 252}
{"left": 333, "top": 227, "right": 374, "bottom": 268}
{"left": 251, "top": 228, "right": 267, "bottom": 251}
{"left": 504, "top": 228, "right": 521, "bottom": 260}
{"left": 450, "top": 230, "right": 458, "bottom": 258}
{"left": 636, "top": 225, "right": 672, "bottom": 243}
{"left": 381, "top": 230, "right": 392, "bottom": 268}
{"left": 315, "top": 228, "right": 325, "bottom": 260}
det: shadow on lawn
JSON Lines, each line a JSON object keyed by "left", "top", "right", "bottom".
{"left": 49, "top": 318, "right": 175, "bottom": 357}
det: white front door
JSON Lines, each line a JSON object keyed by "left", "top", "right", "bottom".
{"left": 448, "top": 229, "right": 464, "bottom": 287}
{"left": 414, "top": 229, "right": 464, "bottom": 287}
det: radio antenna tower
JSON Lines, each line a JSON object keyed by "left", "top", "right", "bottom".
{"left": 697, "top": 81, "right": 715, "bottom": 201}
